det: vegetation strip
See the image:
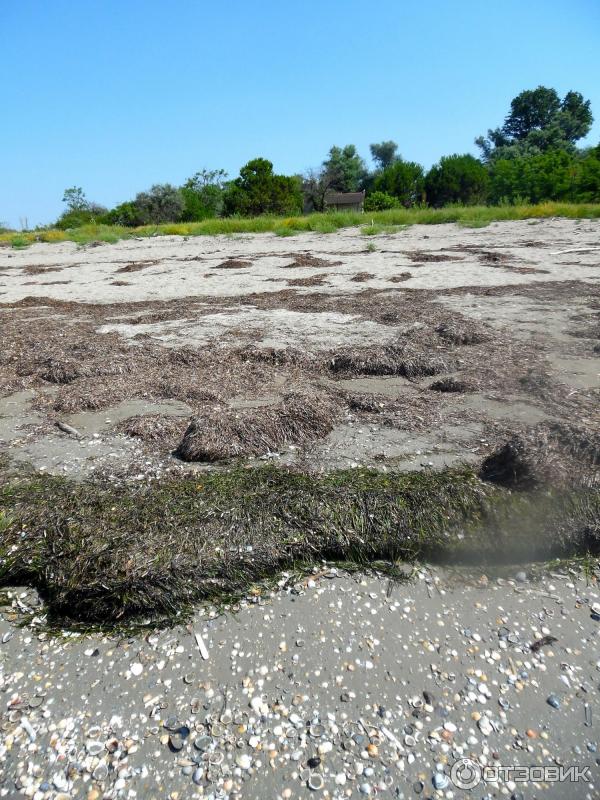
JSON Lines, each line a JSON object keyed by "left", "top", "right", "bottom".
{"left": 0, "top": 465, "right": 598, "bottom": 623}
{"left": 3, "top": 202, "right": 600, "bottom": 248}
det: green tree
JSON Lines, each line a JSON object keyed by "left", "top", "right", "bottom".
{"left": 476, "top": 86, "right": 593, "bottom": 162}
{"left": 99, "top": 201, "right": 146, "bottom": 227}
{"left": 425, "top": 154, "right": 489, "bottom": 207}
{"left": 57, "top": 186, "right": 107, "bottom": 229}
{"left": 373, "top": 159, "right": 425, "bottom": 206}
{"left": 223, "top": 158, "right": 302, "bottom": 216}
{"left": 132, "top": 184, "right": 184, "bottom": 224}
{"left": 488, "top": 150, "right": 583, "bottom": 204}
{"left": 322, "top": 145, "right": 367, "bottom": 192}
{"left": 62, "top": 186, "right": 89, "bottom": 212}
{"left": 181, "top": 168, "right": 228, "bottom": 220}
{"left": 369, "top": 141, "right": 399, "bottom": 171}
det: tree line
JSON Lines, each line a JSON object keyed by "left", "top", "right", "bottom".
{"left": 57, "top": 86, "right": 600, "bottom": 229}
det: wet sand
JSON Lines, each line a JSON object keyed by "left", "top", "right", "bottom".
{"left": 1, "top": 566, "right": 599, "bottom": 799}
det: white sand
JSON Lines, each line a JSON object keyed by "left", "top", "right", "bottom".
{"left": 1, "top": 218, "right": 599, "bottom": 305}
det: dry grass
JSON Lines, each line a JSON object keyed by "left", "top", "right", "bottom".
{"left": 329, "top": 341, "right": 450, "bottom": 379}
{"left": 435, "top": 320, "right": 491, "bottom": 345}
{"left": 213, "top": 259, "right": 251, "bottom": 269}
{"left": 286, "top": 274, "right": 330, "bottom": 287}
{"left": 22, "top": 265, "right": 63, "bottom": 275}
{"left": 1, "top": 280, "right": 598, "bottom": 460}
{"left": 404, "top": 250, "right": 463, "bottom": 263}
{"left": 118, "top": 414, "right": 190, "bottom": 449}
{"left": 175, "top": 389, "right": 339, "bottom": 461}
{"left": 115, "top": 260, "right": 159, "bottom": 273}
{"left": 282, "top": 254, "right": 342, "bottom": 269}
{"left": 480, "top": 422, "right": 600, "bottom": 489}
{"left": 428, "top": 377, "right": 474, "bottom": 393}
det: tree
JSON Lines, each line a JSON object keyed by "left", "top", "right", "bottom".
{"left": 425, "top": 154, "right": 489, "bottom": 207}
{"left": 302, "top": 167, "right": 331, "bottom": 213}
{"left": 322, "top": 145, "right": 367, "bottom": 192}
{"left": 99, "top": 201, "right": 146, "bottom": 227}
{"left": 476, "top": 86, "right": 593, "bottom": 162}
{"left": 132, "top": 184, "right": 184, "bottom": 224}
{"left": 57, "top": 186, "right": 107, "bottom": 229}
{"left": 559, "top": 91, "right": 594, "bottom": 142}
{"left": 488, "top": 147, "right": 600, "bottom": 205}
{"left": 369, "top": 141, "right": 398, "bottom": 171}
{"left": 181, "top": 168, "right": 228, "bottom": 220}
{"left": 223, "top": 158, "right": 302, "bottom": 217}
{"left": 575, "top": 149, "right": 600, "bottom": 202}
{"left": 62, "top": 186, "right": 89, "bottom": 212}
{"left": 373, "top": 159, "right": 425, "bottom": 206}
{"left": 502, "top": 86, "right": 561, "bottom": 140}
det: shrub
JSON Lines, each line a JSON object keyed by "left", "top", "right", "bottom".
{"left": 364, "top": 191, "right": 398, "bottom": 211}
{"left": 99, "top": 202, "right": 146, "bottom": 227}
{"left": 180, "top": 169, "right": 227, "bottom": 221}
{"left": 488, "top": 149, "right": 600, "bottom": 204}
{"left": 55, "top": 203, "right": 107, "bottom": 230}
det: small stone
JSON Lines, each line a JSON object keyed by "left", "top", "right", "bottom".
{"left": 515, "top": 571, "right": 527, "bottom": 583}
{"left": 547, "top": 694, "right": 561, "bottom": 709}
{"left": 192, "top": 767, "right": 204, "bottom": 785}
{"left": 169, "top": 733, "right": 184, "bottom": 751}
{"left": 478, "top": 717, "right": 493, "bottom": 736}
{"left": 443, "top": 722, "right": 457, "bottom": 733}
{"left": 130, "top": 662, "right": 143, "bottom": 676}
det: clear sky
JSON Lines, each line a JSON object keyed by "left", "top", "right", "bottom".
{"left": 1, "top": 0, "right": 599, "bottom": 229}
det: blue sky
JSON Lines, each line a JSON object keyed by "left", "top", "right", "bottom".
{"left": 1, "top": 0, "right": 599, "bottom": 228}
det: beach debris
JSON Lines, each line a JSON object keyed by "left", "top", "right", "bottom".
{"left": 194, "top": 631, "right": 209, "bottom": 660}
{"left": 530, "top": 634, "right": 558, "bottom": 652}
{"left": 55, "top": 420, "right": 81, "bottom": 437}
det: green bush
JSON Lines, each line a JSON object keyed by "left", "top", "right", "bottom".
{"left": 55, "top": 204, "right": 107, "bottom": 230}
{"left": 180, "top": 186, "right": 220, "bottom": 221}
{"left": 99, "top": 202, "right": 146, "bottom": 227}
{"left": 364, "top": 191, "right": 398, "bottom": 211}
{"left": 180, "top": 169, "right": 227, "bottom": 221}
{"left": 489, "top": 149, "right": 600, "bottom": 204}
{"left": 425, "top": 154, "right": 489, "bottom": 207}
